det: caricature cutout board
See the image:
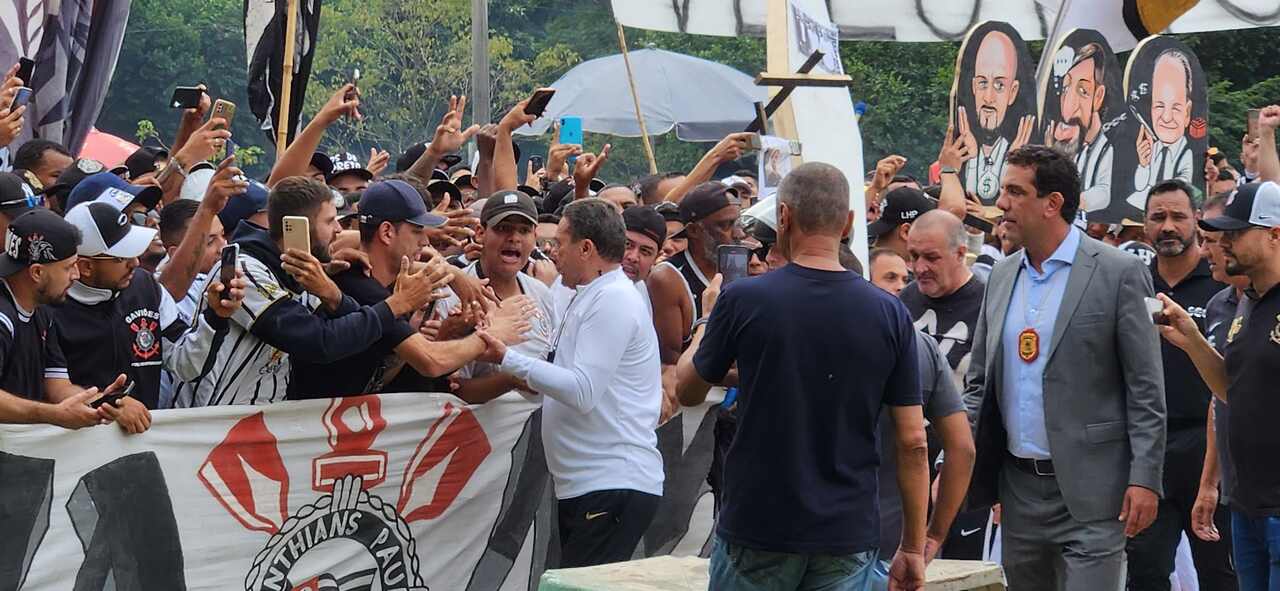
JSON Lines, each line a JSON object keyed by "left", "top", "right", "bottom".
{"left": 1113, "top": 36, "right": 1209, "bottom": 221}
{"left": 950, "top": 21, "right": 1038, "bottom": 205}
{"left": 1038, "top": 29, "right": 1126, "bottom": 223}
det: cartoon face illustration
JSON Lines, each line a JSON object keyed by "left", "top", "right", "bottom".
{"left": 1052, "top": 45, "right": 1107, "bottom": 156}
{"left": 971, "top": 31, "right": 1021, "bottom": 141}
{"left": 1151, "top": 49, "right": 1192, "bottom": 145}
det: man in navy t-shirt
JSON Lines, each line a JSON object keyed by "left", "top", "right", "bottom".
{"left": 677, "top": 162, "right": 929, "bottom": 591}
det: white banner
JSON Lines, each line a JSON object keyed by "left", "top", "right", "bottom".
{"left": 0, "top": 392, "right": 722, "bottom": 590}
{"left": 611, "top": 0, "right": 1280, "bottom": 43}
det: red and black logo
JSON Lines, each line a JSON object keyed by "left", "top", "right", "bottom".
{"left": 130, "top": 317, "right": 160, "bottom": 360}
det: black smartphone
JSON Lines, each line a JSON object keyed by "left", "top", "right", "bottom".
{"left": 170, "top": 86, "right": 203, "bottom": 109}
{"left": 717, "top": 244, "right": 751, "bottom": 285}
{"left": 962, "top": 213, "right": 994, "bottom": 234}
{"left": 219, "top": 244, "right": 239, "bottom": 301}
{"left": 524, "top": 88, "right": 555, "bottom": 117}
{"left": 9, "top": 87, "right": 31, "bottom": 111}
{"left": 16, "top": 57, "right": 34, "bottom": 84}
{"left": 529, "top": 155, "right": 544, "bottom": 171}
{"left": 90, "top": 381, "right": 134, "bottom": 409}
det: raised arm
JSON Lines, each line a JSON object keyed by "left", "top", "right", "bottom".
{"left": 663, "top": 133, "right": 753, "bottom": 203}
{"left": 267, "top": 84, "right": 360, "bottom": 187}
{"left": 160, "top": 157, "right": 246, "bottom": 301}
{"left": 407, "top": 95, "right": 479, "bottom": 183}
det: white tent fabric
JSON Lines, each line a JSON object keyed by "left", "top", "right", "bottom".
{"left": 512, "top": 48, "right": 766, "bottom": 142}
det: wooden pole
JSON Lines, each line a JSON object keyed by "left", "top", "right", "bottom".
{"left": 275, "top": 0, "right": 299, "bottom": 155}
{"left": 616, "top": 21, "right": 658, "bottom": 175}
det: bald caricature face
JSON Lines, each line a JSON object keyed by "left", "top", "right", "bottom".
{"left": 1151, "top": 52, "right": 1192, "bottom": 145}
{"left": 972, "top": 32, "right": 1021, "bottom": 136}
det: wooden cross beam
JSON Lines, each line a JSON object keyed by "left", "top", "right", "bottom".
{"left": 746, "top": 49, "right": 853, "bottom": 133}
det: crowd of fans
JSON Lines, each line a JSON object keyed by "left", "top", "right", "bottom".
{"left": 2, "top": 58, "right": 1280, "bottom": 591}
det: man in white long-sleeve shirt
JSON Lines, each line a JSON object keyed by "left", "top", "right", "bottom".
{"left": 477, "top": 198, "right": 664, "bottom": 568}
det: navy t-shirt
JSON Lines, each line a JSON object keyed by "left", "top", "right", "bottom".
{"left": 694, "top": 263, "right": 922, "bottom": 554}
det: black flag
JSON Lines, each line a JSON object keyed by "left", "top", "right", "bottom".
{"left": 245, "top": 0, "right": 321, "bottom": 149}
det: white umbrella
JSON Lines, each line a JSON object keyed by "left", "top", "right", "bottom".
{"left": 513, "top": 48, "right": 767, "bottom": 142}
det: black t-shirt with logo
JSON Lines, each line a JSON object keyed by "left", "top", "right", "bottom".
{"left": 1224, "top": 284, "right": 1280, "bottom": 516}
{"left": 288, "top": 267, "right": 417, "bottom": 399}
{"left": 0, "top": 281, "right": 67, "bottom": 401}
{"left": 900, "top": 276, "right": 985, "bottom": 381}
{"left": 1150, "top": 258, "right": 1226, "bottom": 424}
{"left": 1204, "top": 285, "right": 1239, "bottom": 503}
{"left": 47, "top": 270, "right": 184, "bottom": 409}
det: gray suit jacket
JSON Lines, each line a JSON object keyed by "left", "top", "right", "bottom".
{"left": 965, "top": 233, "right": 1166, "bottom": 522}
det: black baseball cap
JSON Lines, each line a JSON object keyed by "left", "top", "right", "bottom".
{"left": 679, "top": 182, "right": 739, "bottom": 225}
{"left": 329, "top": 152, "right": 374, "bottom": 182}
{"left": 358, "top": 180, "right": 446, "bottom": 227}
{"left": 653, "top": 201, "right": 681, "bottom": 223}
{"left": 124, "top": 147, "right": 169, "bottom": 180}
{"left": 65, "top": 172, "right": 163, "bottom": 213}
{"left": 868, "top": 186, "right": 936, "bottom": 239}
{"left": 1199, "top": 181, "right": 1280, "bottom": 231}
{"left": 440, "top": 153, "right": 463, "bottom": 169}
{"left": 43, "top": 158, "right": 106, "bottom": 201}
{"left": 623, "top": 204, "right": 667, "bottom": 247}
{"left": 310, "top": 152, "right": 335, "bottom": 180}
{"left": 396, "top": 143, "right": 427, "bottom": 173}
{"left": 426, "top": 180, "right": 462, "bottom": 206}
{"left": 65, "top": 201, "right": 158, "bottom": 258}
{"left": 447, "top": 163, "right": 474, "bottom": 188}
{"left": 0, "top": 209, "right": 81, "bottom": 277}
{"left": 481, "top": 190, "right": 538, "bottom": 227}
{"left": 0, "top": 172, "right": 40, "bottom": 215}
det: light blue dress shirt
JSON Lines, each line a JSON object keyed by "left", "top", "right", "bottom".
{"left": 1000, "top": 226, "right": 1081, "bottom": 460}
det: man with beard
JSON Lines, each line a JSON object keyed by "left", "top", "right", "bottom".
{"left": 1127, "top": 49, "right": 1197, "bottom": 210}
{"left": 0, "top": 209, "right": 124, "bottom": 426}
{"left": 1127, "top": 178, "right": 1232, "bottom": 590}
{"left": 958, "top": 30, "right": 1034, "bottom": 203}
{"left": 170, "top": 177, "right": 448, "bottom": 407}
{"left": 1048, "top": 43, "right": 1114, "bottom": 215}
{"left": 647, "top": 182, "right": 739, "bottom": 364}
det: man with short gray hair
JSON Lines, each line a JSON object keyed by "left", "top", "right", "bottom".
{"left": 676, "top": 162, "right": 929, "bottom": 590}
{"left": 478, "top": 198, "right": 665, "bottom": 568}
{"left": 902, "top": 210, "right": 984, "bottom": 384}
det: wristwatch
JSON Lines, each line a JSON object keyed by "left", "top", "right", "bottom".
{"left": 940, "top": 166, "right": 959, "bottom": 175}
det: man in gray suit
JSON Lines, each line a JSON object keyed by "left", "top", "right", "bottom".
{"left": 965, "top": 145, "right": 1167, "bottom": 589}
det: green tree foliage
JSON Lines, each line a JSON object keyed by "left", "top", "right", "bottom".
{"left": 97, "top": 0, "right": 1280, "bottom": 184}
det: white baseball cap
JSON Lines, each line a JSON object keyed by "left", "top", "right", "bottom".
{"left": 64, "top": 202, "right": 158, "bottom": 258}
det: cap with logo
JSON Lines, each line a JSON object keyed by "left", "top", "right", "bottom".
{"left": 623, "top": 205, "right": 667, "bottom": 247}
{"left": 0, "top": 209, "right": 81, "bottom": 277}
{"left": 1199, "top": 181, "right": 1280, "bottom": 231}
{"left": 481, "top": 190, "right": 538, "bottom": 227}
{"left": 329, "top": 152, "right": 373, "bottom": 182}
{"left": 124, "top": 147, "right": 169, "bottom": 180}
{"left": 43, "top": 158, "right": 106, "bottom": 202}
{"left": 178, "top": 162, "right": 219, "bottom": 202}
{"left": 0, "top": 172, "right": 40, "bottom": 216}
{"left": 867, "top": 186, "right": 936, "bottom": 239}
{"left": 218, "top": 179, "right": 270, "bottom": 232}
{"left": 357, "top": 180, "right": 446, "bottom": 227}
{"left": 64, "top": 172, "right": 163, "bottom": 213}
{"left": 65, "top": 202, "right": 158, "bottom": 258}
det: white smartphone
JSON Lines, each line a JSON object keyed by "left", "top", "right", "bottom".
{"left": 282, "top": 216, "right": 311, "bottom": 254}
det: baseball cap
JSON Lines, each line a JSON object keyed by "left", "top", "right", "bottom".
{"left": 124, "top": 147, "right": 169, "bottom": 180}
{"left": 0, "top": 172, "right": 40, "bottom": 215}
{"left": 440, "top": 153, "right": 463, "bottom": 169}
{"left": 516, "top": 184, "right": 541, "bottom": 199}
{"left": 623, "top": 204, "right": 667, "bottom": 246}
{"left": 65, "top": 202, "right": 158, "bottom": 258}
{"left": 358, "top": 180, "right": 446, "bottom": 227}
{"left": 867, "top": 186, "right": 936, "bottom": 239}
{"left": 447, "top": 163, "right": 474, "bottom": 188}
{"left": 330, "top": 152, "right": 373, "bottom": 182}
{"left": 678, "top": 182, "right": 739, "bottom": 225}
{"left": 0, "top": 209, "right": 81, "bottom": 277}
{"left": 1199, "top": 182, "right": 1280, "bottom": 231}
{"left": 481, "top": 190, "right": 538, "bottom": 227}
{"left": 43, "top": 158, "right": 106, "bottom": 202}
{"left": 178, "top": 162, "right": 219, "bottom": 202}
{"left": 310, "top": 152, "right": 335, "bottom": 180}
{"left": 653, "top": 201, "right": 681, "bottom": 223}
{"left": 218, "top": 179, "right": 270, "bottom": 232}
{"left": 396, "top": 143, "right": 427, "bottom": 173}
{"left": 334, "top": 190, "right": 358, "bottom": 221}
{"left": 65, "top": 172, "right": 163, "bottom": 213}
{"left": 426, "top": 179, "right": 462, "bottom": 206}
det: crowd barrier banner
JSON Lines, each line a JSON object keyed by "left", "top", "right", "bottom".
{"left": 0, "top": 391, "right": 722, "bottom": 591}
